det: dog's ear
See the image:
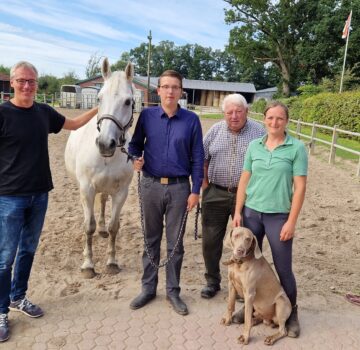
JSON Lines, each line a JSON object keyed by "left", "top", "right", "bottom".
{"left": 253, "top": 235, "right": 263, "bottom": 259}
{"left": 224, "top": 229, "right": 234, "bottom": 249}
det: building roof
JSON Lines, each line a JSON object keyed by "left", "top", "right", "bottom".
{"left": 0, "top": 73, "right": 10, "bottom": 81}
{"left": 134, "top": 76, "right": 256, "bottom": 93}
{"left": 256, "top": 87, "right": 277, "bottom": 93}
{"left": 77, "top": 74, "right": 256, "bottom": 94}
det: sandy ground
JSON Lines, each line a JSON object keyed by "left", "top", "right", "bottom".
{"left": 28, "top": 108, "right": 360, "bottom": 316}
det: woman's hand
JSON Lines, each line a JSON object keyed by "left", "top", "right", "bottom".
{"left": 232, "top": 212, "right": 242, "bottom": 227}
{"left": 280, "top": 220, "right": 296, "bottom": 241}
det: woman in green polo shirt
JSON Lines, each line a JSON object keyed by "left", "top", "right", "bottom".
{"left": 233, "top": 101, "right": 308, "bottom": 338}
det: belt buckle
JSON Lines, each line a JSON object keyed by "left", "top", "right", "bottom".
{"left": 160, "top": 177, "right": 169, "bottom": 185}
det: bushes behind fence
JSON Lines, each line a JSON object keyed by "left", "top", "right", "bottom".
{"left": 251, "top": 92, "right": 360, "bottom": 134}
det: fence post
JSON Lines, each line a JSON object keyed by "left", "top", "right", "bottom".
{"left": 309, "top": 121, "right": 317, "bottom": 155}
{"left": 51, "top": 94, "right": 54, "bottom": 107}
{"left": 43, "top": 93, "right": 46, "bottom": 103}
{"left": 328, "top": 125, "right": 338, "bottom": 164}
{"left": 0, "top": 91, "right": 3, "bottom": 103}
{"left": 296, "top": 119, "right": 301, "bottom": 139}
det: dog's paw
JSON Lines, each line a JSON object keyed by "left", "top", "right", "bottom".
{"left": 264, "top": 335, "right": 275, "bottom": 346}
{"left": 220, "top": 316, "right": 232, "bottom": 326}
{"left": 237, "top": 335, "right": 249, "bottom": 345}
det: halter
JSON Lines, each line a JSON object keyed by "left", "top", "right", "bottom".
{"left": 96, "top": 99, "right": 135, "bottom": 148}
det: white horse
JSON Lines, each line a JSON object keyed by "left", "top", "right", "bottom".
{"left": 65, "top": 58, "right": 134, "bottom": 278}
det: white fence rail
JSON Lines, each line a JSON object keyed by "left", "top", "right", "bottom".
{"left": 250, "top": 112, "right": 360, "bottom": 177}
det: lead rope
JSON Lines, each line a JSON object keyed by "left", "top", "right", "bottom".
{"left": 120, "top": 147, "right": 200, "bottom": 269}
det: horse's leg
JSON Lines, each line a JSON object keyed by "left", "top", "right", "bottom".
{"left": 105, "top": 189, "right": 128, "bottom": 274}
{"left": 80, "top": 186, "right": 97, "bottom": 278}
{"left": 98, "top": 193, "right": 109, "bottom": 238}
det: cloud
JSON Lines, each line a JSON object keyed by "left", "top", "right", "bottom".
{"left": 0, "top": 0, "right": 231, "bottom": 77}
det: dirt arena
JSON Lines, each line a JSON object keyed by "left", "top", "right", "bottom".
{"left": 28, "top": 108, "right": 360, "bottom": 315}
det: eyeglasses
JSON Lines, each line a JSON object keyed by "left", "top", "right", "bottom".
{"left": 159, "top": 85, "right": 182, "bottom": 91}
{"left": 15, "top": 79, "right": 38, "bottom": 86}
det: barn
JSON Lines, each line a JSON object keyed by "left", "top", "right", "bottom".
{"left": 77, "top": 75, "right": 256, "bottom": 107}
{"left": 0, "top": 73, "right": 11, "bottom": 100}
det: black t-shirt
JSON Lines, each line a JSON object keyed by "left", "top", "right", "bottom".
{"left": 0, "top": 101, "right": 65, "bottom": 195}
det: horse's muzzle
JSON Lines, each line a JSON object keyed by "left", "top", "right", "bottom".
{"left": 96, "top": 137, "right": 116, "bottom": 157}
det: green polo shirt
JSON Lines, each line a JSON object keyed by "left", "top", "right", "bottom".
{"left": 243, "top": 134, "right": 308, "bottom": 213}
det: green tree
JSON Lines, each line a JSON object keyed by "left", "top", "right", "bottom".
{"left": 224, "top": 0, "right": 309, "bottom": 96}
{"left": 129, "top": 43, "right": 149, "bottom": 76}
{"left": 224, "top": 0, "right": 360, "bottom": 95}
{"left": 111, "top": 52, "right": 131, "bottom": 71}
{"left": 59, "top": 71, "right": 79, "bottom": 86}
{"left": 85, "top": 52, "right": 102, "bottom": 78}
{"left": 0, "top": 65, "right": 10, "bottom": 75}
{"left": 38, "top": 75, "right": 60, "bottom": 94}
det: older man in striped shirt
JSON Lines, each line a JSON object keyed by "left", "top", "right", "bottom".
{"left": 200, "top": 93, "right": 265, "bottom": 299}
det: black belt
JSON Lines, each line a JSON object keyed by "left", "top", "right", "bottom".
{"left": 143, "top": 172, "right": 189, "bottom": 185}
{"left": 212, "top": 183, "right": 238, "bottom": 193}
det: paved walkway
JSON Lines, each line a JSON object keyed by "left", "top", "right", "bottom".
{"left": 3, "top": 289, "right": 360, "bottom": 350}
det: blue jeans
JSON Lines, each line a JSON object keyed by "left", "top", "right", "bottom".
{"left": 0, "top": 193, "right": 48, "bottom": 314}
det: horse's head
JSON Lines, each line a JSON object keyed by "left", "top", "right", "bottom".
{"left": 96, "top": 58, "right": 134, "bottom": 157}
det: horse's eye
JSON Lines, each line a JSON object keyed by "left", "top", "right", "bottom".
{"left": 125, "top": 99, "right": 131, "bottom": 106}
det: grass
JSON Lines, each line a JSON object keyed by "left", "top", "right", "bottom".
{"left": 199, "top": 112, "right": 360, "bottom": 161}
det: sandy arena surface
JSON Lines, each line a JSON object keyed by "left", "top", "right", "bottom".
{"left": 27, "top": 108, "right": 360, "bottom": 318}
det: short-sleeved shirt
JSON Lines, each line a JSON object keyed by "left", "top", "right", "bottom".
{"left": 243, "top": 134, "right": 308, "bottom": 213}
{"left": 0, "top": 101, "right": 65, "bottom": 195}
{"left": 203, "top": 119, "right": 265, "bottom": 188}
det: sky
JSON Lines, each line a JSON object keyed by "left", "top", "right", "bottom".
{"left": 0, "top": 0, "right": 234, "bottom": 79}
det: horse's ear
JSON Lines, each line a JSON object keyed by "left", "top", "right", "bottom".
{"left": 101, "top": 57, "right": 111, "bottom": 80}
{"left": 125, "top": 62, "right": 134, "bottom": 81}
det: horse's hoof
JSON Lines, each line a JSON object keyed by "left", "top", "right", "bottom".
{"left": 81, "top": 268, "right": 96, "bottom": 279}
{"left": 98, "top": 230, "right": 109, "bottom": 238}
{"left": 106, "top": 264, "right": 121, "bottom": 275}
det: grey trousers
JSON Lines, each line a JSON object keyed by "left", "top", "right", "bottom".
{"left": 140, "top": 176, "right": 190, "bottom": 297}
{"left": 201, "top": 184, "right": 236, "bottom": 286}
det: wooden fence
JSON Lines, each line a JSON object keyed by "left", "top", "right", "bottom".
{"left": 250, "top": 112, "right": 360, "bottom": 177}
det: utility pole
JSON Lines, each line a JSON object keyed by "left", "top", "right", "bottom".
{"left": 147, "top": 30, "right": 152, "bottom": 106}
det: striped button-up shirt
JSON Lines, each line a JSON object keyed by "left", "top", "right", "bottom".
{"left": 204, "top": 119, "right": 265, "bottom": 188}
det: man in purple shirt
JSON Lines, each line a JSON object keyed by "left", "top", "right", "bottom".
{"left": 128, "top": 70, "right": 204, "bottom": 316}
{"left": 129, "top": 70, "right": 204, "bottom": 315}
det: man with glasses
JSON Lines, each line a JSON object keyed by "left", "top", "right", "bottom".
{"left": 128, "top": 70, "right": 204, "bottom": 316}
{"left": 0, "top": 61, "right": 98, "bottom": 342}
{"left": 200, "top": 94, "right": 265, "bottom": 302}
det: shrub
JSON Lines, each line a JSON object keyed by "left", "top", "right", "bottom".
{"left": 282, "top": 91, "right": 360, "bottom": 134}
{"left": 251, "top": 98, "right": 267, "bottom": 113}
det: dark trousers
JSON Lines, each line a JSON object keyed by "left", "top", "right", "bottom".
{"left": 201, "top": 184, "right": 236, "bottom": 286}
{"left": 140, "top": 176, "right": 190, "bottom": 297}
{"left": 243, "top": 206, "right": 297, "bottom": 306}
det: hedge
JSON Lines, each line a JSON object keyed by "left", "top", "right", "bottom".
{"left": 251, "top": 92, "right": 360, "bottom": 133}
